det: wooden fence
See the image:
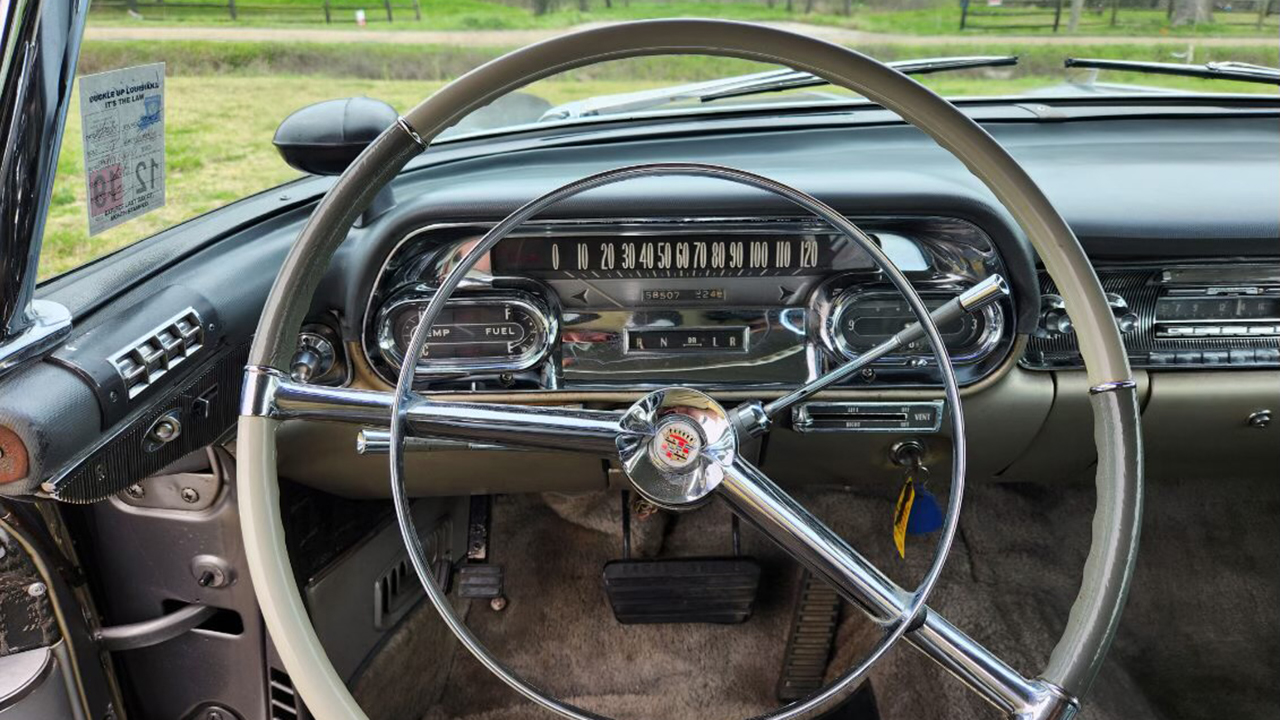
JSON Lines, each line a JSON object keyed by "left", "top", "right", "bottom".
{"left": 960, "top": 0, "right": 1278, "bottom": 31}
{"left": 93, "top": 0, "right": 423, "bottom": 23}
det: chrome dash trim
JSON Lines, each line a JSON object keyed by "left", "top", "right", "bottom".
{"left": 395, "top": 116, "right": 427, "bottom": 149}
{"left": 360, "top": 216, "right": 1016, "bottom": 392}
{"left": 1087, "top": 379, "right": 1137, "bottom": 395}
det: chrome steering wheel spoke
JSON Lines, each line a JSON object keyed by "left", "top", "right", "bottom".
{"left": 610, "top": 383, "right": 1073, "bottom": 718}
{"left": 242, "top": 366, "right": 625, "bottom": 456}
{"left": 716, "top": 457, "right": 1075, "bottom": 719}
{"left": 717, "top": 458, "right": 908, "bottom": 623}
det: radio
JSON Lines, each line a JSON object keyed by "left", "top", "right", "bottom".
{"left": 1153, "top": 286, "right": 1280, "bottom": 339}
{"left": 1023, "top": 265, "right": 1280, "bottom": 371}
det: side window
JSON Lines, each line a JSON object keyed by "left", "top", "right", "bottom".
{"left": 41, "top": 32, "right": 313, "bottom": 281}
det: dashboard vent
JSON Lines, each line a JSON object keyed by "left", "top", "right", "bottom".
{"left": 372, "top": 518, "right": 450, "bottom": 630}
{"left": 109, "top": 308, "right": 204, "bottom": 398}
{"left": 269, "top": 667, "right": 303, "bottom": 720}
{"left": 374, "top": 557, "right": 416, "bottom": 629}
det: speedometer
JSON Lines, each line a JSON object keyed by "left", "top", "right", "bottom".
{"left": 489, "top": 234, "right": 867, "bottom": 279}
{"left": 375, "top": 289, "right": 555, "bottom": 374}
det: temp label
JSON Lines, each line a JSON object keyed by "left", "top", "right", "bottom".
{"left": 78, "top": 63, "right": 165, "bottom": 236}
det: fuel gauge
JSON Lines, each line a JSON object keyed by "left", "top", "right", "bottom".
{"left": 376, "top": 290, "right": 555, "bottom": 374}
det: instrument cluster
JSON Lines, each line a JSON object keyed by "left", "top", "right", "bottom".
{"left": 361, "top": 217, "right": 1017, "bottom": 392}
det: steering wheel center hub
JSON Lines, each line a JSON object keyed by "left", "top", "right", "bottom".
{"left": 617, "top": 388, "right": 737, "bottom": 509}
{"left": 652, "top": 418, "right": 704, "bottom": 471}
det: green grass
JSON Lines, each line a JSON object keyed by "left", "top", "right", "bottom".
{"left": 75, "top": 38, "right": 1280, "bottom": 81}
{"left": 40, "top": 38, "right": 1280, "bottom": 280}
{"left": 42, "top": 75, "right": 676, "bottom": 278}
{"left": 89, "top": 0, "right": 810, "bottom": 31}
{"left": 860, "top": 6, "right": 1278, "bottom": 37}
{"left": 86, "top": 0, "right": 1280, "bottom": 37}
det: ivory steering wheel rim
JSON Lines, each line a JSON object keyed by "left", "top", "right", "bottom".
{"left": 237, "top": 19, "right": 1142, "bottom": 720}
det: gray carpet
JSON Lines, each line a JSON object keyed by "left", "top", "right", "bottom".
{"left": 351, "top": 476, "right": 1280, "bottom": 720}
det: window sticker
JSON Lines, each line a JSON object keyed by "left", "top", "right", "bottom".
{"left": 78, "top": 62, "right": 166, "bottom": 236}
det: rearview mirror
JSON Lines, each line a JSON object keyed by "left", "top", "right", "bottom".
{"left": 273, "top": 96, "right": 399, "bottom": 176}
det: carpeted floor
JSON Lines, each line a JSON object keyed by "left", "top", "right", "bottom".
{"left": 352, "top": 476, "right": 1280, "bottom": 720}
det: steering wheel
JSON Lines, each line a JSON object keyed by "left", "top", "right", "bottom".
{"left": 237, "top": 19, "right": 1142, "bottom": 720}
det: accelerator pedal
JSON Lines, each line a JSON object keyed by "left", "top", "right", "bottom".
{"left": 777, "top": 570, "right": 843, "bottom": 702}
{"left": 603, "top": 493, "right": 761, "bottom": 625}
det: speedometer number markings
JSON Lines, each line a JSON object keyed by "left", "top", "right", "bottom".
{"left": 488, "top": 234, "right": 845, "bottom": 281}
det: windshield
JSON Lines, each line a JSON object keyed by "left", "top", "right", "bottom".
{"left": 39, "top": 0, "right": 1279, "bottom": 280}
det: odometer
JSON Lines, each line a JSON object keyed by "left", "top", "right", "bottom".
{"left": 375, "top": 290, "right": 553, "bottom": 374}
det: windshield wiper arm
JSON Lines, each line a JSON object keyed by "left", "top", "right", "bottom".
{"left": 540, "top": 56, "right": 1019, "bottom": 121}
{"left": 1065, "top": 58, "right": 1280, "bottom": 86}
{"left": 701, "top": 55, "right": 1019, "bottom": 102}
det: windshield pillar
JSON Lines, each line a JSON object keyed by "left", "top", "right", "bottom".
{"left": 0, "top": 0, "right": 83, "bottom": 367}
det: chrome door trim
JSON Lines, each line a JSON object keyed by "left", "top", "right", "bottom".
{"left": 0, "top": 298, "right": 70, "bottom": 380}
{"left": 0, "top": 0, "right": 86, "bottom": 342}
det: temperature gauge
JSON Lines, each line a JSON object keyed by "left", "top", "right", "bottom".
{"left": 376, "top": 290, "right": 555, "bottom": 374}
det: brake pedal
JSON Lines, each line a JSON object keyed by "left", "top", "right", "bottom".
{"left": 457, "top": 496, "right": 504, "bottom": 599}
{"left": 602, "top": 492, "right": 761, "bottom": 625}
{"left": 457, "top": 564, "right": 504, "bottom": 599}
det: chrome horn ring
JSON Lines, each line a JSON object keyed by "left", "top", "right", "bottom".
{"left": 388, "top": 163, "right": 968, "bottom": 720}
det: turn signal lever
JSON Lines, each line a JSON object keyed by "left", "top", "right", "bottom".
{"left": 734, "top": 275, "right": 1010, "bottom": 437}
{"left": 356, "top": 428, "right": 512, "bottom": 455}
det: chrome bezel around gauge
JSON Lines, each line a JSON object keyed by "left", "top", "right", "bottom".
{"left": 818, "top": 286, "right": 1005, "bottom": 366}
{"left": 374, "top": 286, "right": 558, "bottom": 378}
{"left": 363, "top": 216, "right": 1015, "bottom": 390}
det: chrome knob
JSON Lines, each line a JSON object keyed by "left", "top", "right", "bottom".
{"left": 1037, "top": 294, "right": 1073, "bottom": 337}
{"left": 291, "top": 331, "right": 336, "bottom": 383}
{"left": 290, "top": 347, "right": 322, "bottom": 383}
{"left": 143, "top": 410, "right": 183, "bottom": 451}
{"left": 150, "top": 416, "right": 181, "bottom": 442}
{"left": 1106, "top": 293, "right": 1139, "bottom": 334}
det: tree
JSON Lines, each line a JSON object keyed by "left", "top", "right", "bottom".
{"left": 1066, "top": 0, "right": 1087, "bottom": 32}
{"left": 1171, "top": 0, "right": 1214, "bottom": 25}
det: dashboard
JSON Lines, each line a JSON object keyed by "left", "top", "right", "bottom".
{"left": 12, "top": 101, "right": 1279, "bottom": 503}
{"left": 359, "top": 217, "right": 1016, "bottom": 393}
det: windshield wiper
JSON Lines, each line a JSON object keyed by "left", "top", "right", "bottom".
{"left": 540, "top": 55, "right": 1019, "bottom": 121}
{"left": 1065, "top": 58, "right": 1280, "bottom": 86}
